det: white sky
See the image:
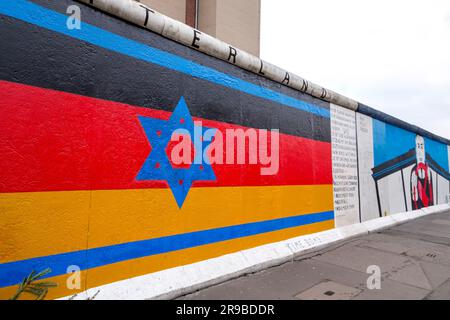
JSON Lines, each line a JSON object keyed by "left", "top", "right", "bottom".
{"left": 261, "top": 0, "right": 450, "bottom": 140}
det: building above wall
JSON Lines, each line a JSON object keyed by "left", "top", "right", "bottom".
{"left": 138, "top": 0, "right": 261, "bottom": 57}
{"left": 198, "top": 0, "right": 261, "bottom": 57}
{"left": 137, "top": 0, "right": 187, "bottom": 24}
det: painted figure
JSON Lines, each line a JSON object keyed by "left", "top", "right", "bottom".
{"left": 410, "top": 136, "right": 433, "bottom": 209}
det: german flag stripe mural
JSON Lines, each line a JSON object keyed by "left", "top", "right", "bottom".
{"left": 0, "top": 0, "right": 334, "bottom": 299}
{"left": 0, "top": 81, "right": 332, "bottom": 192}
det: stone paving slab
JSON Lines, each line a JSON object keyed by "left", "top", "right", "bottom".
{"left": 356, "top": 233, "right": 450, "bottom": 266}
{"left": 425, "top": 279, "right": 450, "bottom": 300}
{"left": 294, "top": 281, "right": 361, "bottom": 300}
{"left": 178, "top": 210, "right": 450, "bottom": 300}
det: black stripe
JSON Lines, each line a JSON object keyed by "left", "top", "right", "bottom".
{"left": 29, "top": 0, "right": 330, "bottom": 112}
{"left": 375, "top": 180, "right": 382, "bottom": 217}
{"left": 0, "top": 15, "right": 330, "bottom": 142}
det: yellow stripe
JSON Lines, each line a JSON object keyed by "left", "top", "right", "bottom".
{"left": 0, "top": 184, "right": 332, "bottom": 263}
{"left": 0, "top": 220, "right": 333, "bottom": 300}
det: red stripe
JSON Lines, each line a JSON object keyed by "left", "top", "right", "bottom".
{"left": 0, "top": 81, "right": 332, "bottom": 192}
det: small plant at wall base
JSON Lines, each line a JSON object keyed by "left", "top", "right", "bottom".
{"left": 10, "top": 268, "right": 57, "bottom": 300}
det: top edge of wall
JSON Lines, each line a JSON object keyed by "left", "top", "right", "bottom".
{"left": 75, "top": 0, "right": 450, "bottom": 145}
{"left": 358, "top": 104, "right": 450, "bottom": 145}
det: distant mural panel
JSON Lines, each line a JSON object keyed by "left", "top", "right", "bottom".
{"left": 0, "top": 0, "right": 334, "bottom": 299}
{"left": 357, "top": 116, "right": 450, "bottom": 220}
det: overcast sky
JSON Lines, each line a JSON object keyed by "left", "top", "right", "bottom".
{"left": 261, "top": 0, "right": 450, "bottom": 139}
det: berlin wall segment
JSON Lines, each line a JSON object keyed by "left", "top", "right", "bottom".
{"left": 0, "top": 0, "right": 449, "bottom": 299}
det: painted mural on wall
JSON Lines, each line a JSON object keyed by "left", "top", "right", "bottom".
{"left": 1, "top": 0, "right": 449, "bottom": 300}
{"left": 357, "top": 117, "right": 450, "bottom": 220}
{"left": 0, "top": 0, "right": 334, "bottom": 299}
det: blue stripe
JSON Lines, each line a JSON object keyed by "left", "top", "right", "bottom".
{"left": 0, "top": 210, "right": 334, "bottom": 287}
{"left": 0, "top": 0, "right": 329, "bottom": 119}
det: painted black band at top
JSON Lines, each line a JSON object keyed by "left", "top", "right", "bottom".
{"left": 29, "top": 0, "right": 330, "bottom": 112}
{"left": 0, "top": 15, "right": 331, "bottom": 142}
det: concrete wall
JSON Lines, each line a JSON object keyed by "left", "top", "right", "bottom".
{"left": 0, "top": 0, "right": 448, "bottom": 300}
{"left": 331, "top": 104, "right": 450, "bottom": 225}
{"left": 0, "top": 0, "right": 330, "bottom": 299}
{"left": 355, "top": 116, "right": 450, "bottom": 219}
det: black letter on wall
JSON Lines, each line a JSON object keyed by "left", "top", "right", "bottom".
{"left": 259, "top": 60, "right": 265, "bottom": 75}
{"left": 282, "top": 72, "right": 290, "bottom": 85}
{"left": 140, "top": 5, "right": 155, "bottom": 27}
{"left": 228, "top": 46, "right": 237, "bottom": 64}
{"left": 301, "top": 79, "right": 308, "bottom": 92}
{"left": 192, "top": 30, "right": 202, "bottom": 49}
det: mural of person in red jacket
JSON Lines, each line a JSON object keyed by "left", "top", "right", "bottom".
{"left": 411, "top": 135, "right": 434, "bottom": 209}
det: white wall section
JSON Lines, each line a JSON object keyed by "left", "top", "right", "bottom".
{"left": 331, "top": 104, "right": 360, "bottom": 227}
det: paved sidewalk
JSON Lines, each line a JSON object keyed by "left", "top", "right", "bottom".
{"left": 179, "top": 210, "right": 450, "bottom": 300}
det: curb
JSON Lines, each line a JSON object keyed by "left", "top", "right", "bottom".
{"left": 63, "top": 204, "right": 450, "bottom": 300}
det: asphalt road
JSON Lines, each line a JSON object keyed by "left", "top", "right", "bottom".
{"left": 179, "top": 210, "right": 450, "bottom": 300}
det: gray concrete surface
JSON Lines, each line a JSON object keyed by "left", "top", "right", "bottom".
{"left": 178, "top": 210, "right": 450, "bottom": 300}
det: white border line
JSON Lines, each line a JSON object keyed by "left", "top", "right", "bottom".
{"left": 62, "top": 204, "right": 450, "bottom": 300}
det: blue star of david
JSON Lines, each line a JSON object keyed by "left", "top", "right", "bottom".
{"left": 136, "top": 97, "right": 216, "bottom": 208}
